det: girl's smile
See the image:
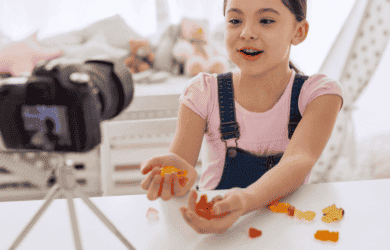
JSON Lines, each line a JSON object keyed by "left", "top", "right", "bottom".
{"left": 238, "top": 50, "right": 263, "bottom": 61}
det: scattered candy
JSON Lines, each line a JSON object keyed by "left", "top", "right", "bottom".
{"left": 322, "top": 204, "right": 344, "bottom": 223}
{"left": 249, "top": 227, "right": 262, "bottom": 238}
{"left": 146, "top": 207, "right": 159, "bottom": 220}
{"left": 287, "top": 206, "right": 295, "bottom": 217}
{"left": 294, "top": 210, "right": 316, "bottom": 221}
{"left": 269, "top": 202, "right": 292, "bottom": 213}
{"left": 314, "top": 230, "right": 339, "bottom": 242}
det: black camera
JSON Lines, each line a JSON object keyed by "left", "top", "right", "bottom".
{"left": 0, "top": 59, "right": 134, "bottom": 153}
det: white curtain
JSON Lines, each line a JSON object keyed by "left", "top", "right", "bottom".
{"left": 0, "top": 0, "right": 157, "bottom": 40}
{"left": 309, "top": 0, "right": 390, "bottom": 183}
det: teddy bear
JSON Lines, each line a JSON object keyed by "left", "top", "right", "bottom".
{"left": 172, "top": 18, "right": 229, "bottom": 77}
{"left": 124, "top": 39, "right": 155, "bottom": 74}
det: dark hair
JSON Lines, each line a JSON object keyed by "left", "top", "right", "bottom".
{"left": 223, "top": 0, "right": 307, "bottom": 74}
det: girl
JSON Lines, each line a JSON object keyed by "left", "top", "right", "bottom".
{"left": 140, "top": 0, "right": 343, "bottom": 234}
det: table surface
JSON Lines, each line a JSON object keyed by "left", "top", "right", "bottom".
{"left": 0, "top": 179, "right": 389, "bottom": 250}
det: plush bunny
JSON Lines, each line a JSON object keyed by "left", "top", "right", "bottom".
{"left": 172, "top": 18, "right": 228, "bottom": 77}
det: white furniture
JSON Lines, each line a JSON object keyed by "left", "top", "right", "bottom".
{"left": 0, "top": 179, "right": 389, "bottom": 250}
{"left": 0, "top": 148, "right": 102, "bottom": 202}
{"left": 101, "top": 77, "right": 205, "bottom": 196}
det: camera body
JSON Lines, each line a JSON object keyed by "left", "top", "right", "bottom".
{"left": 0, "top": 59, "right": 133, "bottom": 153}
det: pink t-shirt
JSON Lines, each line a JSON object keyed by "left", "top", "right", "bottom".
{"left": 179, "top": 70, "right": 344, "bottom": 190}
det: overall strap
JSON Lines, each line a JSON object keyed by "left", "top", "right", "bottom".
{"left": 217, "top": 72, "right": 240, "bottom": 142}
{"left": 288, "top": 73, "right": 309, "bottom": 139}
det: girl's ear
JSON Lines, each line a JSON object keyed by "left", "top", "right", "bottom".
{"left": 292, "top": 20, "right": 309, "bottom": 46}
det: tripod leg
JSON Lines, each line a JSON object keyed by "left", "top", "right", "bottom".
{"left": 9, "top": 184, "right": 61, "bottom": 250}
{"left": 64, "top": 189, "right": 83, "bottom": 250}
{"left": 72, "top": 188, "right": 136, "bottom": 250}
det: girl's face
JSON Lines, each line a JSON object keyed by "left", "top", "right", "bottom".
{"left": 225, "top": 0, "right": 300, "bottom": 76}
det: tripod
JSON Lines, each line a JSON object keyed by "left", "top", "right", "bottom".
{"left": 9, "top": 153, "right": 136, "bottom": 250}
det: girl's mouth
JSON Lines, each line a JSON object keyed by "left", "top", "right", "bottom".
{"left": 238, "top": 50, "right": 263, "bottom": 62}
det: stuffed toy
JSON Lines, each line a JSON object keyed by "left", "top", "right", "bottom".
{"left": 124, "top": 39, "right": 155, "bottom": 74}
{"left": 0, "top": 32, "right": 63, "bottom": 77}
{"left": 172, "top": 18, "right": 228, "bottom": 77}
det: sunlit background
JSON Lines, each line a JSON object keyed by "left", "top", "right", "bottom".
{"left": 1, "top": 0, "right": 388, "bottom": 145}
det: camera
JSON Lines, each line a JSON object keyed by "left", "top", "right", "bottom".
{"left": 0, "top": 58, "right": 134, "bottom": 153}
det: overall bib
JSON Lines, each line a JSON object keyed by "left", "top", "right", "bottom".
{"left": 197, "top": 72, "right": 309, "bottom": 190}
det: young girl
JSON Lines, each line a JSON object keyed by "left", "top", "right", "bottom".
{"left": 141, "top": 0, "right": 343, "bottom": 234}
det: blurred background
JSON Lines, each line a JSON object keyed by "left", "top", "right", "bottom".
{"left": 0, "top": 0, "right": 389, "bottom": 201}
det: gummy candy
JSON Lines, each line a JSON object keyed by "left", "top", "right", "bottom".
{"left": 157, "top": 166, "right": 189, "bottom": 196}
{"left": 195, "top": 194, "right": 230, "bottom": 220}
{"left": 146, "top": 207, "right": 159, "bottom": 220}
{"left": 269, "top": 202, "right": 291, "bottom": 213}
{"left": 294, "top": 210, "right": 316, "bottom": 221}
{"left": 322, "top": 204, "right": 344, "bottom": 223}
{"left": 287, "top": 206, "right": 295, "bottom": 217}
{"left": 160, "top": 166, "right": 187, "bottom": 178}
{"left": 249, "top": 227, "right": 262, "bottom": 238}
{"left": 314, "top": 230, "right": 339, "bottom": 242}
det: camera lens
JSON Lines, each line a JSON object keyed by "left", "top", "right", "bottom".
{"left": 82, "top": 59, "right": 134, "bottom": 120}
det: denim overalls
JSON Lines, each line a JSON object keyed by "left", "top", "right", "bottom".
{"left": 196, "top": 72, "right": 309, "bottom": 190}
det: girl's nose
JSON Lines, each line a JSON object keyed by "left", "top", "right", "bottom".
{"left": 240, "top": 25, "right": 258, "bottom": 40}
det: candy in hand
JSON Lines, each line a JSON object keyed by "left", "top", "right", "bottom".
{"left": 157, "top": 166, "right": 189, "bottom": 196}
{"left": 160, "top": 166, "right": 188, "bottom": 187}
{"left": 195, "top": 194, "right": 230, "bottom": 220}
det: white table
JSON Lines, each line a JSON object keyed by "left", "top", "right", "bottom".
{"left": 0, "top": 179, "right": 389, "bottom": 250}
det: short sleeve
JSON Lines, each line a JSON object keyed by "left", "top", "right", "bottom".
{"left": 179, "top": 72, "right": 212, "bottom": 120}
{"left": 298, "top": 74, "right": 344, "bottom": 115}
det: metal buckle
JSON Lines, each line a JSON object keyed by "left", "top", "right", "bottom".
{"left": 224, "top": 138, "right": 239, "bottom": 158}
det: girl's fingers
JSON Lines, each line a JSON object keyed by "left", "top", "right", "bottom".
{"left": 211, "top": 195, "right": 223, "bottom": 203}
{"left": 147, "top": 174, "right": 163, "bottom": 201}
{"left": 160, "top": 173, "right": 173, "bottom": 201}
{"left": 141, "top": 167, "right": 161, "bottom": 190}
{"left": 188, "top": 189, "right": 197, "bottom": 212}
{"left": 172, "top": 174, "right": 180, "bottom": 196}
{"left": 140, "top": 157, "right": 162, "bottom": 175}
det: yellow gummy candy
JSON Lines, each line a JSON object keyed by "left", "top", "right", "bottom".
{"left": 160, "top": 166, "right": 187, "bottom": 178}
{"left": 294, "top": 210, "right": 316, "bottom": 221}
{"left": 322, "top": 204, "right": 344, "bottom": 223}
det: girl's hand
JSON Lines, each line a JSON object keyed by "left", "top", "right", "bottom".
{"left": 179, "top": 188, "right": 247, "bottom": 234}
{"left": 140, "top": 153, "right": 197, "bottom": 201}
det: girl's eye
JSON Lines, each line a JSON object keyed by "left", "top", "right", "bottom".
{"left": 261, "top": 19, "right": 275, "bottom": 25}
{"left": 229, "top": 19, "right": 241, "bottom": 25}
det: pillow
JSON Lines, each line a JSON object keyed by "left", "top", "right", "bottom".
{"left": 60, "top": 32, "right": 128, "bottom": 62}
{"left": 0, "top": 32, "right": 64, "bottom": 76}
{"left": 39, "top": 30, "right": 84, "bottom": 49}
{"left": 80, "top": 14, "right": 143, "bottom": 50}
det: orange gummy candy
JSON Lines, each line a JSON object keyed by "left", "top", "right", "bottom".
{"left": 269, "top": 202, "right": 291, "bottom": 213}
{"left": 195, "top": 194, "right": 230, "bottom": 220}
{"left": 314, "top": 230, "right": 339, "bottom": 242}
{"left": 249, "top": 227, "right": 262, "bottom": 238}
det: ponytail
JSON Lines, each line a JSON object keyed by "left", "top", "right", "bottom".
{"left": 289, "top": 61, "right": 303, "bottom": 75}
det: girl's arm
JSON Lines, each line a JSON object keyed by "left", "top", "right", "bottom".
{"left": 169, "top": 103, "right": 207, "bottom": 170}
{"left": 241, "top": 94, "right": 343, "bottom": 215}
